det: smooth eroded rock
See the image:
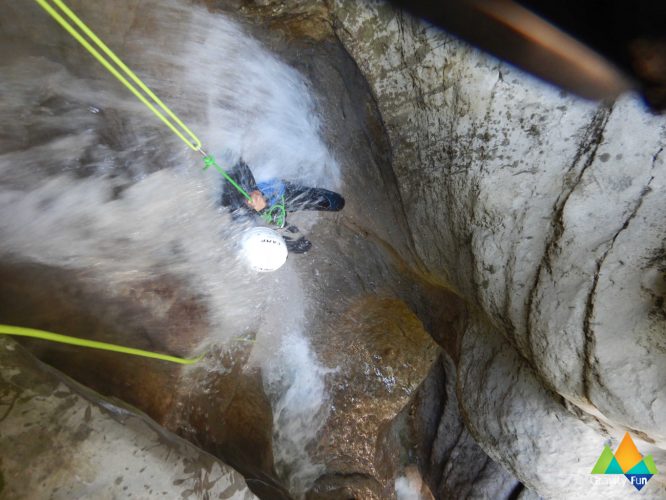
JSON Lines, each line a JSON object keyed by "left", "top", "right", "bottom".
{"left": 0, "top": 338, "right": 256, "bottom": 500}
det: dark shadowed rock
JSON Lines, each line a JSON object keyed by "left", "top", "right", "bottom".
{"left": 407, "top": 355, "right": 521, "bottom": 499}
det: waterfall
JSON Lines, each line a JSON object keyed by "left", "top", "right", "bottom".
{"left": 0, "top": 0, "right": 338, "bottom": 495}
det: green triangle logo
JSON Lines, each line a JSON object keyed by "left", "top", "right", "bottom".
{"left": 644, "top": 455, "right": 659, "bottom": 475}
{"left": 592, "top": 446, "right": 615, "bottom": 474}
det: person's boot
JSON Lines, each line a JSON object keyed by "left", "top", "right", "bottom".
{"left": 285, "top": 236, "right": 312, "bottom": 253}
{"left": 281, "top": 225, "right": 312, "bottom": 254}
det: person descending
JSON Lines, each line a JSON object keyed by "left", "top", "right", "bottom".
{"left": 220, "top": 159, "right": 345, "bottom": 253}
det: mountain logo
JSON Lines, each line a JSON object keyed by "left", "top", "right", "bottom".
{"left": 591, "top": 432, "right": 659, "bottom": 491}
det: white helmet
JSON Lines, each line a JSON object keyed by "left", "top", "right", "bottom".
{"left": 240, "top": 226, "right": 288, "bottom": 272}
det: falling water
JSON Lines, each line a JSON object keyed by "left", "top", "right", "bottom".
{"left": 0, "top": 0, "right": 338, "bottom": 495}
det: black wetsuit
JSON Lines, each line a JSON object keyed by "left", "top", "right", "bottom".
{"left": 220, "top": 160, "right": 345, "bottom": 253}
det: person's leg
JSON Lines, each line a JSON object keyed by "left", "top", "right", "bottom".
{"left": 280, "top": 224, "right": 312, "bottom": 254}
{"left": 282, "top": 182, "right": 345, "bottom": 212}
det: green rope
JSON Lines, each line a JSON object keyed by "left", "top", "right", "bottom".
{"left": 0, "top": 324, "right": 203, "bottom": 365}
{"left": 203, "top": 155, "right": 252, "bottom": 201}
{"left": 261, "top": 195, "right": 287, "bottom": 227}
{"left": 33, "top": 0, "right": 253, "bottom": 202}
{"left": 34, "top": 0, "right": 202, "bottom": 152}
{"left": 23, "top": 3, "right": 275, "bottom": 361}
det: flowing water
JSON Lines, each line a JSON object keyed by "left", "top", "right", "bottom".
{"left": 0, "top": 0, "right": 340, "bottom": 495}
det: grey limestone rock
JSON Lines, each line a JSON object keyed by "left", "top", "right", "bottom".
{"left": 0, "top": 337, "right": 256, "bottom": 500}
{"left": 328, "top": 0, "right": 666, "bottom": 497}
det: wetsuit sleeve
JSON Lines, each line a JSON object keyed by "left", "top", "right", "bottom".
{"left": 220, "top": 160, "right": 259, "bottom": 210}
{"left": 234, "top": 160, "right": 259, "bottom": 192}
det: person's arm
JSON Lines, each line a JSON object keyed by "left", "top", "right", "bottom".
{"left": 235, "top": 161, "right": 268, "bottom": 211}
{"left": 221, "top": 160, "right": 265, "bottom": 212}
{"left": 234, "top": 160, "right": 257, "bottom": 190}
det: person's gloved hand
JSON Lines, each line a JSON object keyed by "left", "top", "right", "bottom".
{"left": 246, "top": 190, "right": 267, "bottom": 211}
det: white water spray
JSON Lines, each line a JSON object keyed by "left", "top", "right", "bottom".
{"left": 0, "top": 0, "right": 336, "bottom": 494}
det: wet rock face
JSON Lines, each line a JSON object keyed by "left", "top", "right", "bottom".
{"left": 0, "top": 338, "right": 256, "bottom": 500}
{"left": 0, "top": 262, "right": 205, "bottom": 420}
{"left": 328, "top": 0, "right": 666, "bottom": 497}
{"left": 309, "top": 297, "right": 439, "bottom": 498}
